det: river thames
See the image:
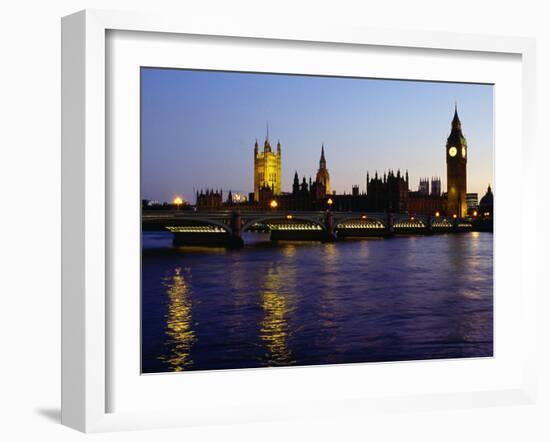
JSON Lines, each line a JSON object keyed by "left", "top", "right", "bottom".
{"left": 141, "top": 231, "right": 493, "bottom": 373}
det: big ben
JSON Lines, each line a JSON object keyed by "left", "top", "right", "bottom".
{"left": 446, "top": 105, "right": 467, "bottom": 217}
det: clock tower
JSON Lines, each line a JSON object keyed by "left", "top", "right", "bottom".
{"left": 446, "top": 105, "right": 467, "bottom": 217}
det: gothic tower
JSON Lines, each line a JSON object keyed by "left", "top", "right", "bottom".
{"left": 315, "top": 144, "right": 331, "bottom": 195}
{"left": 253, "top": 132, "right": 282, "bottom": 201}
{"left": 446, "top": 105, "right": 468, "bottom": 217}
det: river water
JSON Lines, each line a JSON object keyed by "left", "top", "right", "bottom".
{"left": 142, "top": 231, "right": 493, "bottom": 373}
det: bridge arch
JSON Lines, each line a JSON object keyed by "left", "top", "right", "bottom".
{"left": 164, "top": 217, "right": 233, "bottom": 235}
{"left": 333, "top": 213, "right": 388, "bottom": 229}
{"left": 241, "top": 215, "right": 327, "bottom": 233}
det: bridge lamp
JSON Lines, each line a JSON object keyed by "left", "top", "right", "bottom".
{"left": 452, "top": 214, "right": 458, "bottom": 219}
{"left": 270, "top": 199, "right": 278, "bottom": 209}
{"left": 473, "top": 210, "right": 478, "bottom": 217}
{"left": 361, "top": 215, "right": 367, "bottom": 219}
{"left": 435, "top": 211, "right": 440, "bottom": 217}
{"left": 286, "top": 214, "right": 293, "bottom": 220}
{"left": 173, "top": 196, "right": 183, "bottom": 210}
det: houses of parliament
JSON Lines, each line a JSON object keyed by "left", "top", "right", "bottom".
{"left": 195, "top": 106, "right": 491, "bottom": 217}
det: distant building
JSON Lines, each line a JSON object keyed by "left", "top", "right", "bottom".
{"left": 365, "top": 169, "right": 409, "bottom": 213}
{"left": 407, "top": 193, "right": 444, "bottom": 216}
{"left": 315, "top": 144, "right": 330, "bottom": 195}
{"left": 254, "top": 135, "right": 281, "bottom": 201}
{"left": 196, "top": 189, "right": 223, "bottom": 210}
{"left": 419, "top": 178, "right": 429, "bottom": 195}
{"left": 479, "top": 185, "right": 493, "bottom": 217}
{"left": 431, "top": 177, "right": 441, "bottom": 197}
{"left": 466, "top": 193, "right": 479, "bottom": 213}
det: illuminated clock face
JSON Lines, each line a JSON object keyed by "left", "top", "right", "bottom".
{"left": 462, "top": 146, "right": 466, "bottom": 158}
{"left": 448, "top": 146, "right": 457, "bottom": 157}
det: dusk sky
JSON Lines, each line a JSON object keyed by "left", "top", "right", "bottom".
{"left": 141, "top": 68, "right": 493, "bottom": 203}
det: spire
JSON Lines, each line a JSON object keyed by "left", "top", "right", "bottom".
{"left": 319, "top": 144, "right": 326, "bottom": 169}
{"left": 266, "top": 121, "right": 269, "bottom": 141}
{"left": 452, "top": 103, "right": 462, "bottom": 130}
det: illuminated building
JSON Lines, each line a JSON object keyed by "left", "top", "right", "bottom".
{"left": 446, "top": 105, "right": 468, "bottom": 217}
{"left": 315, "top": 144, "right": 330, "bottom": 195}
{"left": 254, "top": 135, "right": 281, "bottom": 202}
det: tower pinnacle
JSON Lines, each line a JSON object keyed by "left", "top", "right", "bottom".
{"left": 452, "top": 103, "right": 462, "bottom": 130}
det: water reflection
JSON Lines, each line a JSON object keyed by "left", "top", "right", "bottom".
{"left": 259, "top": 265, "right": 295, "bottom": 366}
{"left": 159, "top": 267, "right": 196, "bottom": 371}
{"left": 142, "top": 232, "right": 493, "bottom": 373}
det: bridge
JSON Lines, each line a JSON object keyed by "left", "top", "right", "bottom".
{"left": 143, "top": 210, "right": 476, "bottom": 248}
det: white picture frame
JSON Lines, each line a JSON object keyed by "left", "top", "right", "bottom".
{"left": 61, "top": 9, "right": 537, "bottom": 433}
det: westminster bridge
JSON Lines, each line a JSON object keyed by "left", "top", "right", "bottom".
{"left": 142, "top": 210, "right": 485, "bottom": 248}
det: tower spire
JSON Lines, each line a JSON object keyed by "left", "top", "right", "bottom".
{"left": 452, "top": 102, "right": 461, "bottom": 130}
{"left": 319, "top": 143, "right": 326, "bottom": 170}
{"left": 266, "top": 121, "right": 269, "bottom": 141}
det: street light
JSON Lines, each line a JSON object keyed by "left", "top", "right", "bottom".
{"left": 473, "top": 210, "right": 478, "bottom": 217}
{"left": 435, "top": 211, "right": 440, "bottom": 217}
{"left": 327, "top": 198, "right": 333, "bottom": 207}
{"left": 270, "top": 199, "right": 278, "bottom": 209}
{"left": 173, "top": 196, "right": 183, "bottom": 210}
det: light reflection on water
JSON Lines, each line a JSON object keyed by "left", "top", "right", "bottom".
{"left": 142, "top": 232, "right": 493, "bottom": 373}
{"left": 260, "top": 266, "right": 296, "bottom": 366}
{"left": 159, "top": 267, "right": 196, "bottom": 371}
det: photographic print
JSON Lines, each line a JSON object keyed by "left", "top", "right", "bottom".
{"left": 141, "top": 68, "right": 494, "bottom": 373}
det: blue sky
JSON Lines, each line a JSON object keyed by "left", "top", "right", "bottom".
{"left": 141, "top": 68, "right": 493, "bottom": 203}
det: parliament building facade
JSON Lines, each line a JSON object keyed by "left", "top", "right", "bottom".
{"left": 198, "top": 106, "right": 485, "bottom": 216}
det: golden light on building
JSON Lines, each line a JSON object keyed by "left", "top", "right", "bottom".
{"left": 270, "top": 199, "right": 278, "bottom": 209}
{"left": 327, "top": 198, "right": 333, "bottom": 206}
{"left": 254, "top": 137, "right": 282, "bottom": 202}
